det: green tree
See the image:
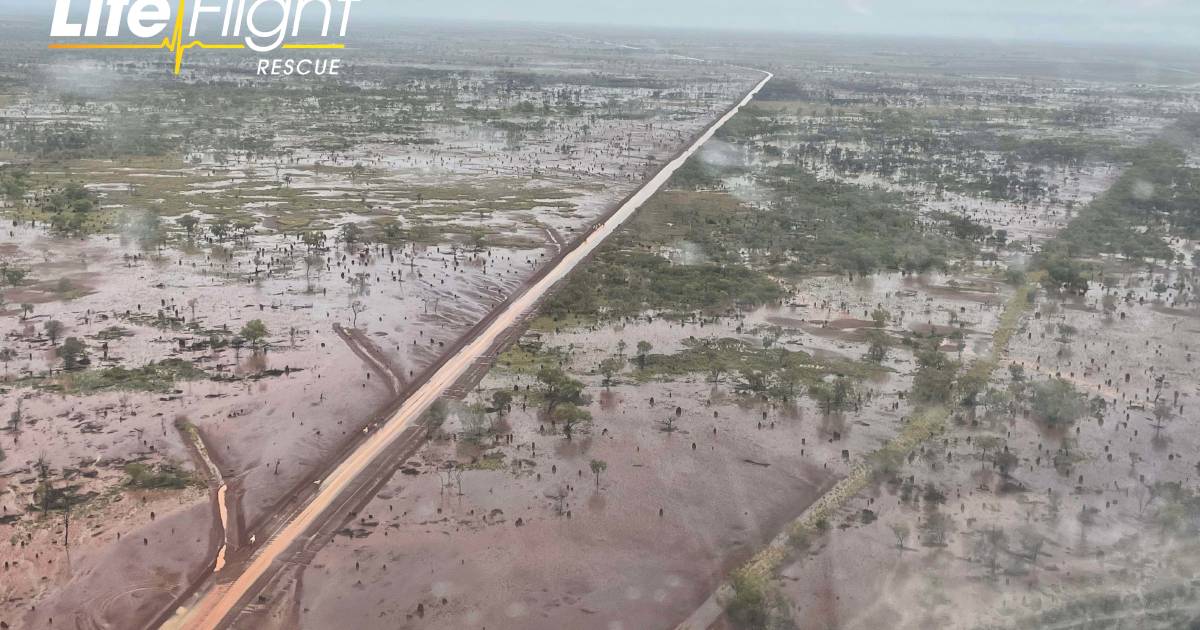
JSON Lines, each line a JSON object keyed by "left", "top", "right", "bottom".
{"left": 536, "top": 365, "right": 587, "bottom": 412}
{"left": 423, "top": 398, "right": 449, "bottom": 429}
{"left": 209, "top": 219, "right": 231, "bottom": 241}
{"left": 340, "top": 222, "right": 363, "bottom": 246}
{"left": 58, "top": 337, "right": 87, "bottom": 370}
{"left": 636, "top": 341, "right": 652, "bottom": 369}
{"left": 913, "top": 345, "right": 958, "bottom": 404}
{"left": 599, "top": 356, "right": 626, "bottom": 387}
{"left": 2, "top": 265, "right": 29, "bottom": 287}
{"left": 1030, "top": 379, "right": 1087, "bottom": 426}
{"left": 871, "top": 307, "right": 890, "bottom": 328}
{"left": 554, "top": 404, "right": 591, "bottom": 441}
{"left": 44, "top": 320, "right": 65, "bottom": 345}
{"left": 590, "top": 459, "right": 608, "bottom": 489}
{"left": 0, "top": 347, "right": 16, "bottom": 375}
{"left": 865, "top": 329, "right": 890, "bottom": 364}
{"left": 490, "top": 390, "right": 513, "bottom": 417}
{"left": 240, "top": 319, "right": 269, "bottom": 348}
{"left": 178, "top": 215, "right": 200, "bottom": 240}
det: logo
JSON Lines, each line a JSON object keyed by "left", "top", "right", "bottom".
{"left": 48, "top": 0, "right": 360, "bottom": 75}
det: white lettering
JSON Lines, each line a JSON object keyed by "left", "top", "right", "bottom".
{"left": 336, "top": 0, "right": 358, "bottom": 36}
{"left": 84, "top": 0, "right": 104, "bottom": 36}
{"left": 127, "top": 0, "right": 170, "bottom": 39}
{"left": 292, "top": 0, "right": 330, "bottom": 37}
{"left": 257, "top": 57, "right": 342, "bottom": 76}
{"left": 245, "top": 0, "right": 289, "bottom": 52}
{"left": 50, "top": 0, "right": 83, "bottom": 37}
{"left": 104, "top": 0, "right": 131, "bottom": 36}
{"left": 188, "top": 0, "right": 224, "bottom": 37}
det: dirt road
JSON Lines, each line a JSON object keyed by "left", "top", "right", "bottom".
{"left": 165, "top": 67, "right": 774, "bottom": 630}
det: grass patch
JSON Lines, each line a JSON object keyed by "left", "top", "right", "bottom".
{"left": 543, "top": 250, "right": 785, "bottom": 321}
{"left": 636, "top": 337, "right": 879, "bottom": 395}
{"left": 495, "top": 340, "right": 569, "bottom": 376}
{"left": 60, "top": 358, "right": 208, "bottom": 394}
{"left": 465, "top": 451, "right": 508, "bottom": 471}
{"left": 1049, "top": 140, "right": 1200, "bottom": 263}
{"left": 124, "top": 461, "right": 199, "bottom": 490}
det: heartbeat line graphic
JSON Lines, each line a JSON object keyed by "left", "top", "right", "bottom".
{"left": 47, "top": 0, "right": 345, "bottom": 75}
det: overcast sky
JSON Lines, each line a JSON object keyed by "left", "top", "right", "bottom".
{"left": 3, "top": 0, "right": 1196, "bottom": 48}
{"left": 363, "top": 0, "right": 1198, "bottom": 47}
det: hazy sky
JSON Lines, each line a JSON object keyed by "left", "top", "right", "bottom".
{"left": 3, "top": 0, "right": 1196, "bottom": 48}
{"left": 366, "top": 0, "right": 1199, "bottom": 47}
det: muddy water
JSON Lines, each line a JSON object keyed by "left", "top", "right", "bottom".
{"left": 278, "top": 381, "right": 837, "bottom": 630}
{"left": 168, "top": 68, "right": 776, "bottom": 630}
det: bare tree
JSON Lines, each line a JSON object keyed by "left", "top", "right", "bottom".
{"left": 890, "top": 523, "right": 910, "bottom": 551}
{"left": 351, "top": 300, "right": 367, "bottom": 329}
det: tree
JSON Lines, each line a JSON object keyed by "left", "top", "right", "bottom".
{"left": 865, "top": 329, "right": 890, "bottom": 364}
{"left": 1101, "top": 294, "right": 1119, "bottom": 317}
{"left": 350, "top": 301, "right": 367, "bottom": 328}
{"left": 240, "top": 320, "right": 269, "bottom": 349}
{"left": 44, "top": 320, "right": 64, "bottom": 345}
{"left": 20, "top": 303, "right": 33, "bottom": 321}
{"left": 460, "top": 404, "right": 491, "bottom": 443}
{"left": 302, "top": 231, "right": 325, "bottom": 252}
{"left": 913, "top": 345, "right": 958, "bottom": 404}
{"left": 536, "top": 365, "right": 587, "bottom": 412}
{"left": 547, "top": 483, "right": 571, "bottom": 516}
{"left": 209, "top": 219, "right": 231, "bottom": 241}
{"left": 890, "top": 523, "right": 910, "bottom": 550}
{"left": 2, "top": 265, "right": 29, "bottom": 287}
{"left": 340, "top": 222, "right": 363, "bottom": 247}
{"left": 1030, "top": 379, "right": 1086, "bottom": 426}
{"left": 0, "top": 347, "right": 13, "bottom": 377}
{"left": 1018, "top": 527, "right": 1045, "bottom": 569}
{"left": 178, "top": 215, "right": 200, "bottom": 240}
{"left": 423, "top": 399, "right": 449, "bottom": 429}
{"left": 974, "top": 528, "right": 1008, "bottom": 578}
{"left": 1040, "top": 253, "right": 1089, "bottom": 293}
{"left": 871, "top": 307, "right": 890, "bottom": 328}
{"left": 58, "top": 337, "right": 87, "bottom": 370}
{"left": 958, "top": 369, "right": 989, "bottom": 408}
{"left": 920, "top": 510, "right": 951, "bottom": 546}
{"left": 490, "top": 390, "right": 513, "bottom": 417}
{"left": 554, "top": 403, "right": 591, "bottom": 440}
{"left": 590, "top": 459, "right": 608, "bottom": 489}
{"left": 380, "top": 219, "right": 404, "bottom": 248}
{"left": 304, "top": 254, "right": 323, "bottom": 292}
{"left": 811, "top": 376, "right": 855, "bottom": 414}
{"left": 636, "top": 341, "right": 652, "bottom": 369}
{"left": 1008, "top": 363, "right": 1025, "bottom": 383}
{"left": 9, "top": 400, "right": 23, "bottom": 442}
{"left": 599, "top": 356, "right": 625, "bottom": 388}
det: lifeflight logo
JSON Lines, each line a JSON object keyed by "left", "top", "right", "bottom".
{"left": 48, "top": 0, "right": 360, "bottom": 75}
